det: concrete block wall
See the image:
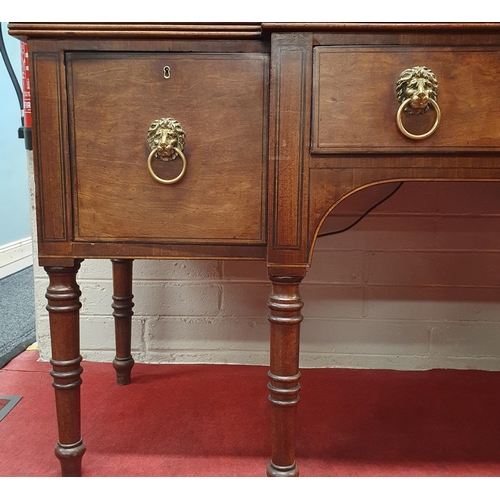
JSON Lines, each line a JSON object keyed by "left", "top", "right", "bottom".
{"left": 29, "top": 147, "right": 500, "bottom": 369}
{"left": 303, "top": 181, "right": 500, "bottom": 370}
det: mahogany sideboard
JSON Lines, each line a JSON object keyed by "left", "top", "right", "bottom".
{"left": 9, "top": 22, "right": 500, "bottom": 477}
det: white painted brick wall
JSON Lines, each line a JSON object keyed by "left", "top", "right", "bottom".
{"left": 27, "top": 152, "right": 500, "bottom": 370}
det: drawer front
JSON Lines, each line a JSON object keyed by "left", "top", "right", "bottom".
{"left": 67, "top": 52, "right": 268, "bottom": 244}
{"left": 312, "top": 46, "right": 500, "bottom": 154}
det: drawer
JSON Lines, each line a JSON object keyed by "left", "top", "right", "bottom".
{"left": 66, "top": 52, "right": 268, "bottom": 244}
{"left": 311, "top": 46, "right": 500, "bottom": 154}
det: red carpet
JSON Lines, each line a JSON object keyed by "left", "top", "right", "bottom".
{"left": 1, "top": 350, "right": 500, "bottom": 477}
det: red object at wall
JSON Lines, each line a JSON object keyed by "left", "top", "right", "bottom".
{"left": 21, "top": 41, "right": 31, "bottom": 128}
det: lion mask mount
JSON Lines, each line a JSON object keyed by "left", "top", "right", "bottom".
{"left": 147, "top": 117, "right": 186, "bottom": 161}
{"left": 396, "top": 66, "right": 438, "bottom": 115}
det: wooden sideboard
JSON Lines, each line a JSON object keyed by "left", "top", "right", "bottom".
{"left": 9, "top": 22, "right": 500, "bottom": 477}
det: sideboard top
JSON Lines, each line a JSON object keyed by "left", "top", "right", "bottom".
{"left": 8, "top": 22, "right": 500, "bottom": 40}
{"left": 7, "top": 23, "right": 264, "bottom": 40}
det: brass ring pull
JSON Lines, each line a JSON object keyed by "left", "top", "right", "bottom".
{"left": 146, "top": 117, "right": 187, "bottom": 185}
{"left": 395, "top": 66, "right": 440, "bottom": 141}
{"left": 147, "top": 146, "right": 187, "bottom": 185}
{"left": 396, "top": 97, "right": 441, "bottom": 140}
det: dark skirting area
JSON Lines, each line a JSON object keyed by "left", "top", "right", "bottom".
{"left": 2, "top": 349, "right": 500, "bottom": 477}
{"left": 0, "top": 267, "right": 36, "bottom": 369}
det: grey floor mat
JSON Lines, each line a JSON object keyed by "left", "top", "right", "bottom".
{"left": 0, "top": 267, "right": 36, "bottom": 368}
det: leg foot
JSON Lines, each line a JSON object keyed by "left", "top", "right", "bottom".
{"left": 55, "top": 439, "right": 86, "bottom": 477}
{"left": 267, "top": 461, "right": 299, "bottom": 477}
{"left": 112, "top": 356, "right": 135, "bottom": 386}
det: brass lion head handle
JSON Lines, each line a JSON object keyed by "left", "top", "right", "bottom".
{"left": 147, "top": 118, "right": 187, "bottom": 184}
{"left": 396, "top": 66, "right": 441, "bottom": 140}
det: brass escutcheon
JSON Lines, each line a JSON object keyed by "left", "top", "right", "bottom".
{"left": 147, "top": 118, "right": 187, "bottom": 185}
{"left": 396, "top": 66, "right": 441, "bottom": 140}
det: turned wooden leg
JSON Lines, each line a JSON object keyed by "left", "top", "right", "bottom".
{"left": 111, "top": 259, "right": 135, "bottom": 385}
{"left": 45, "top": 260, "right": 86, "bottom": 477}
{"left": 267, "top": 275, "right": 304, "bottom": 477}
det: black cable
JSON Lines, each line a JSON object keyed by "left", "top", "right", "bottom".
{"left": 0, "top": 23, "right": 23, "bottom": 111}
{"left": 317, "top": 182, "right": 404, "bottom": 237}
{"left": 0, "top": 23, "right": 31, "bottom": 148}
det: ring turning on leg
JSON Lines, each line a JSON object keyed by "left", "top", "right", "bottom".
{"left": 111, "top": 259, "right": 135, "bottom": 385}
{"left": 45, "top": 260, "right": 86, "bottom": 476}
{"left": 267, "top": 275, "right": 304, "bottom": 477}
